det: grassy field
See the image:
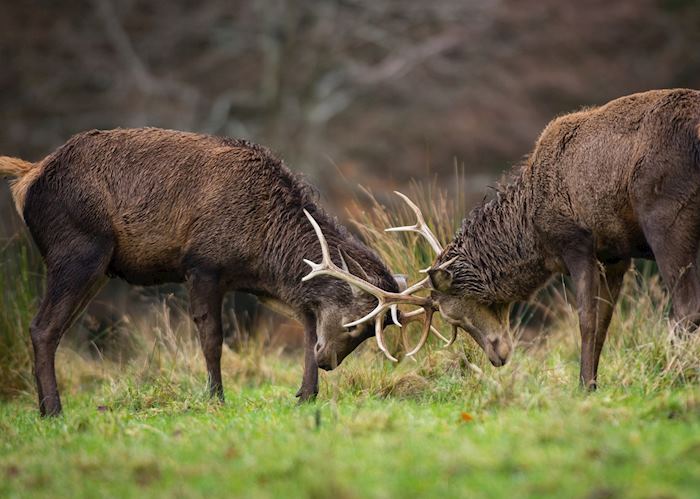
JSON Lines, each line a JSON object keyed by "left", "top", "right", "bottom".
{"left": 1, "top": 187, "right": 699, "bottom": 498}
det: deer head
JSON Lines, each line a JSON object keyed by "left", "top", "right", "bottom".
{"left": 385, "top": 192, "right": 512, "bottom": 367}
{"left": 302, "top": 210, "right": 450, "bottom": 368}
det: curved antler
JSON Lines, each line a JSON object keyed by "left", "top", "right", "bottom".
{"left": 385, "top": 191, "right": 443, "bottom": 255}
{"left": 398, "top": 307, "right": 459, "bottom": 354}
{"left": 302, "top": 209, "right": 458, "bottom": 361}
{"left": 302, "top": 209, "right": 435, "bottom": 361}
{"left": 382, "top": 192, "right": 463, "bottom": 354}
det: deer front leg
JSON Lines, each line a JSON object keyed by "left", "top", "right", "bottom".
{"left": 296, "top": 319, "right": 319, "bottom": 402}
{"left": 590, "top": 260, "right": 629, "bottom": 379}
{"left": 187, "top": 269, "right": 225, "bottom": 402}
{"left": 563, "top": 251, "right": 629, "bottom": 389}
{"left": 562, "top": 237, "right": 601, "bottom": 390}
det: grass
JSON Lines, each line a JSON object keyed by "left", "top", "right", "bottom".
{"left": 0, "top": 233, "right": 43, "bottom": 398}
{"left": 1, "top": 184, "right": 699, "bottom": 498}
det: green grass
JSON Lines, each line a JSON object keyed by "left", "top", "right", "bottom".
{"left": 1, "top": 185, "right": 699, "bottom": 498}
{"left": 0, "top": 234, "right": 44, "bottom": 398}
{"left": 1, "top": 339, "right": 698, "bottom": 499}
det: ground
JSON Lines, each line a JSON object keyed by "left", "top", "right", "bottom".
{"left": 1, "top": 193, "right": 698, "bottom": 498}
{"left": 1, "top": 331, "right": 698, "bottom": 499}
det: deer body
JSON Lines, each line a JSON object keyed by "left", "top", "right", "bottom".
{"left": 431, "top": 89, "right": 700, "bottom": 387}
{"left": 1, "top": 128, "right": 397, "bottom": 415}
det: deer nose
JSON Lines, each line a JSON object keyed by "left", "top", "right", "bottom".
{"left": 314, "top": 342, "right": 339, "bottom": 371}
{"left": 487, "top": 335, "right": 510, "bottom": 367}
{"left": 314, "top": 342, "right": 329, "bottom": 370}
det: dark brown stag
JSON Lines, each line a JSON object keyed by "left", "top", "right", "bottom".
{"left": 394, "top": 89, "right": 700, "bottom": 389}
{"left": 0, "top": 128, "right": 434, "bottom": 416}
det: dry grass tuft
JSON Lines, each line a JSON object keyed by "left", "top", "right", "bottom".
{"left": 0, "top": 181, "right": 698, "bottom": 410}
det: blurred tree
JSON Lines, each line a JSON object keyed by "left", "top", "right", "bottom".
{"left": 1, "top": 0, "right": 699, "bottom": 205}
{"left": 1, "top": 0, "right": 699, "bottom": 337}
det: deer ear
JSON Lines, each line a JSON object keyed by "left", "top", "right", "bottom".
{"left": 393, "top": 274, "right": 408, "bottom": 292}
{"left": 339, "top": 248, "right": 370, "bottom": 280}
{"left": 428, "top": 268, "right": 453, "bottom": 292}
{"left": 338, "top": 248, "right": 368, "bottom": 297}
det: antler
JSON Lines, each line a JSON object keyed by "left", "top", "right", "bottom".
{"left": 385, "top": 191, "right": 443, "bottom": 255}
{"left": 383, "top": 192, "right": 464, "bottom": 353}
{"left": 302, "top": 209, "right": 460, "bottom": 361}
{"left": 397, "top": 304, "right": 459, "bottom": 355}
{"left": 400, "top": 308, "right": 453, "bottom": 344}
{"left": 302, "top": 209, "right": 438, "bottom": 361}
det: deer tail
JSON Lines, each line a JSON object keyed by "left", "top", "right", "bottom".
{"left": 0, "top": 156, "right": 34, "bottom": 178}
{"left": 0, "top": 156, "right": 40, "bottom": 219}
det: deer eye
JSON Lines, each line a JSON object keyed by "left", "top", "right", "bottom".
{"left": 346, "top": 325, "right": 366, "bottom": 338}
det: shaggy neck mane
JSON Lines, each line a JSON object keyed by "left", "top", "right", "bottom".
{"left": 439, "top": 167, "right": 549, "bottom": 303}
{"left": 247, "top": 153, "right": 395, "bottom": 309}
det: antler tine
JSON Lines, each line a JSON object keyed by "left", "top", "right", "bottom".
{"left": 302, "top": 209, "right": 432, "bottom": 329}
{"left": 385, "top": 191, "right": 443, "bottom": 255}
{"left": 405, "top": 308, "right": 435, "bottom": 357}
{"left": 402, "top": 275, "right": 432, "bottom": 295}
{"left": 401, "top": 308, "right": 452, "bottom": 346}
{"left": 390, "top": 305, "right": 401, "bottom": 327}
{"left": 302, "top": 210, "right": 387, "bottom": 297}
{"left": 446, "top": 325, "right": 459, "bottom": 348}
{"left": 343, "top": 303, "right": 388, "bottom": 328}
{"left": 375, "top": 315, "right": 398, "bottom": 362}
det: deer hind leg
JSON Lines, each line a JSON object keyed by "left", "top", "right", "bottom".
{"left": 639, "top": 202, "right": 700, "bottom": 333}
{"left": 31, "top": 237, "right": 112, "bottom": 416}
{"left": 187, "top": 269, "right": 225, "bottom": 401}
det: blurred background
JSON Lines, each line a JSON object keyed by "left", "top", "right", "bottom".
{"left": 1, "top": 0, "right": 699, "bottom": 349}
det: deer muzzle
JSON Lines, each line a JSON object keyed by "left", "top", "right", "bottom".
{"left": 485, "top": 334, "right": 511, "bottom": 367}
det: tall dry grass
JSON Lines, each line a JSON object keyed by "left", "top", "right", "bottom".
{"left": 0, "top": 234, "right": 43, "bottom": 398}
{"left": 344, "top": 184, "right": 699, "bottom": 404}
{"left": 0, "top": 181, "right": 697, "bottom": 408}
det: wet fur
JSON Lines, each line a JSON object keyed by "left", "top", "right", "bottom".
{"left": 5, "top": 128, "right": 397, "bottom": 415}
{"left": 435, "top": 88, "right": 700, "bottom": 387}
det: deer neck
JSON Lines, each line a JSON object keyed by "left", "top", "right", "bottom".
{"left": 442, "top": 175, "right": 550, "bottom": 303}
{"left": 254, "top": 210, "right": 380, "bottom": 316}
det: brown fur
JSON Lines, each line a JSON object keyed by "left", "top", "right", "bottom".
{"left": 4, "top": 128, "right": 397, "bottom": 415}
{"left": 430, "top": 89, "right": 700, "bottom": 387}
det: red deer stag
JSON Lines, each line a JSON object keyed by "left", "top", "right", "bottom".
{"left": 0, "top": 128, "right": 433, "bottom": 416}
{"left": 388, "top": 89, "right": 700, "bottom": 389}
